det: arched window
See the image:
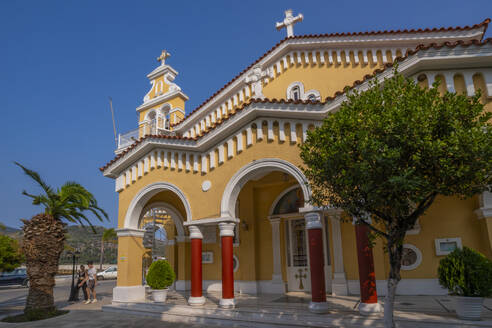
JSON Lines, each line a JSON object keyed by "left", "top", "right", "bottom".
{"left": 273, "top": 187, "right": 304, "bottom": 215}
{"left": 291, "top": 86, "right": 301, "bottom": 100}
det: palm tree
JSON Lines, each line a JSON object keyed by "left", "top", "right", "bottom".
{"left": 99, "top": 228, "right": 117, "bottom": 270}
{"left": 15, "top": 162, "right": 108, "bottom": 316}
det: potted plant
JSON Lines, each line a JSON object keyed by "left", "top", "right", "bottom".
{"left": 145, "top": 259, "right": 176, "bottom": 302}
{"left": 438, "top": 246, "right": 492, "bottom": 321}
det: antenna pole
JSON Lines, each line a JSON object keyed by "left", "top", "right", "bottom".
{"left": 108, "top": 97, "right": 118, "bottom": 148}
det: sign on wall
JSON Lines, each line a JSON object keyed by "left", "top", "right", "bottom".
{"left": 202, "top": 251, "right": 214, "bottom": 264}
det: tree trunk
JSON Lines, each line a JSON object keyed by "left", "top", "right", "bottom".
{"left": 21, "top": 214, "right": 65, "bottom": 315}
{"left": 99, "top": 238, "right": 104, "bottom": 271}
{"left": 384, "top": 240, "right": 404, "bottom": 328}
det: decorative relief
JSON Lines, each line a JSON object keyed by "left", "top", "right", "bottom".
{"left": 245, "top": 66, "right": 267, "bottom": 98}
{"left": 202, "top": 180, "right": 212, "bottom": 192}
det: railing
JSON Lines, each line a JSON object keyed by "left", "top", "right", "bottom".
{"left": 117, "top": 128, "right": 139, "bottom": 150}
{"left": 117, "top": 120, "right": 176, "bottom": 152}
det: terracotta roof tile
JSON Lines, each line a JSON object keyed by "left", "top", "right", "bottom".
{"left": 100, "top": 37, "right": 492, "bottom": 173}
{"left": 170, "top": 18, "right": 490, "bottom": 128}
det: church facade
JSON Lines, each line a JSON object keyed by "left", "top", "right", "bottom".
{"left": 100, "top": 12, "right": 492, "bottom": 313}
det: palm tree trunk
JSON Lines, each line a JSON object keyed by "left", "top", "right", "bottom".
{"left": 22, "top": 214, "right": 65, "bottom": 315}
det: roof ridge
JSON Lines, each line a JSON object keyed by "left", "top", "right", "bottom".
{"left": 101, "top": 38, "right": 492, "bottom": 173}
{"left": 170, "top": 18, "right": 490, "bottom": 128}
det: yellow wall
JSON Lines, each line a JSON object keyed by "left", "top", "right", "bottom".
{"left": 263, "top": 51, "right": 382, "bottom": 101}
{"left": 117, "top": 236, "right": 145, "bottom": 286}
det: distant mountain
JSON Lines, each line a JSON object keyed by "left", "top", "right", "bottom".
{"left": 0, "top": 223, "right": 22, "bottom": 238}
{"left": 0, "top": 223, "right": 117, "bottom": 265}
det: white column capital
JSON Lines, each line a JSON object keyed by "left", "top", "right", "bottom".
{"left": 116, "top": 228, "right": 145, "bottom": 238}
{"left": 304, "top": 212, "right": 323, "bottom": 230}
{"left": 475, "top": 191, "right": 492, "bottom": 219}
{"left": 218, "top": 222, "right": 235, "bottom": 237}
{"left": 268, "top": 216, "right": 281, "bottom": 224}
{"left": 188, "top": 225, "right": 203, "bottom": 239}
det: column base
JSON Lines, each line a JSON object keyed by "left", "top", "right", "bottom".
{"left": 112, "top": 286, "right": 146, "bottom": 302}
{"left": 308, "top": 301, "right": 329, "bottom": 314}
{"left": 359, "top": 302, "right": 382, "bottom": 315}
{"left": 188, "top": 296, "right": 206, "bottom": 306}
{"left": 331, "top": 272, "right": 348, "bottom": 296}
{"left": 219, "top": 298, "right": 236, "bottom": 309}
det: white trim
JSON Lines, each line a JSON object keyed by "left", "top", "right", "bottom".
{"left": 220, "top": 158, "right": 310, "bottom": 218}
{"left": 183, "top": 217, "right": 239, "bottom": 226}
{"left": 103, "top": 45, "right": 492, "bottom": 177}
{"left": 286, "top": 81, "right": 305, "bottom": 100}
{"left": 188, "top": 225, "right": 203, "bottom": 239}
{"left": 359, "top": 302, "right": 382, "bottom": 315}
{"left": 170, "top": 27, "right": 484, "bottom": 132}
{"left": 347, "top": 278, "right": 448, "bottom": 296}
{"left": 116, "top": 228, "right": 145, "bottom": 238}
{"left": 218, "top": 222, "right": 235, "bottom": 237}
{"left": 475, "top": 191, "right": 492, "bottom": 219}
{"left": 188, "top": 296, "right": 206, "bottom": 306}
{"left": 112, "top": 286, "right": 146, "bottom": 302}
{"left": 401, "top": 243, "right": 422, "bottom": 271}
{"left": 434, "top": 237, "right": 462, "bottom": 256}
{"left": 136, "top": 90, "right": 189, "bottom": 113}
{"left": 124, "top": 182, "right": 192, "bottom": 229}
{"left": 309, "top": 301, "right": 329, "bottom": 314}
{"left": 175, "top": 279, "right": 288, "bottom": 294}
{"left": 232, "top": 254, "right": 239, "bottom": 272}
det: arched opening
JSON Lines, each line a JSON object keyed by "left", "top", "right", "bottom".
{"left": 120, "top": 182, "right": 191, "bottom": 290}
{"left": 138, "top": 202, "right": 185, "bottom": 287}
{"left": 218, "top": 159, "right": 332, "bottom": 294}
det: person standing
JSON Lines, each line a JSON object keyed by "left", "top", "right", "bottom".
{"left": 76, "top": 265, "right": 88, "bottom": 302}
{"left": 81, "top": 261, "right": 97, "bottom": 304}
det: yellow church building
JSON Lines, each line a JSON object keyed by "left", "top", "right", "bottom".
{"left": 100, "top": 11, "right": 492, "bottom": 314}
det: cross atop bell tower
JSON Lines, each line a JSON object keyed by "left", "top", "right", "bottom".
{"left": 157, "top": 50, "right": 171, "bottom": 66}
{"left": 276, "top": 9, "right": 303, "bottom": 38}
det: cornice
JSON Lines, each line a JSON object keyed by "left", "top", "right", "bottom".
{"left": 101, "top": 40, "right": 492, "bottom": 177}
{"left": 136, "top": 90, "right": 189, "bottom": 113}
{"left": 147, "top": 64, "right": 178, "bottom": 80}
{"left": 170, "top": 20, "right": 489, "bottom": 131}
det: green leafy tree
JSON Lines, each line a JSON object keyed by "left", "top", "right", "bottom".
{"left": 438, "top": 247, "right": 492, "bottom": 297}
{"left": 15, "top": 162, "right": 108, "bottom": 317}
{"left": 0, "top": 235, "right": 24, "bottom": 272}
{"left": 300, "top": 71, "right": 492, "bottom": 328}
{"left": 146, "top": 259, "right": 175, "bottom": 289}
{"left": 99, "top": 228, "right": 117, "bottom": 270}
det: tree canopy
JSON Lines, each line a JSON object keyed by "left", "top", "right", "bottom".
{"left": 0, "top": 235, "right": 23, "bottom": 272}
{"left": 300, "top": 70, "right": 492, "bottom": 327}
{"left": 300, "top": 71, "right": 492, "bottom": 237}
{"left": 15, "top": 162, "right": 108, "bottom": 230}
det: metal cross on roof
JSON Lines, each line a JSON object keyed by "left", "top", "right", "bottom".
{"left": 157, "top": 50, "right": 171, "bottom": 66}
{"left": 276, "top": 9, "right": 303, "bottom": 38}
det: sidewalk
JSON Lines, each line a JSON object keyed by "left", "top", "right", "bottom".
{"left": 1, "top": 291, "right": 492, "bottom": 327}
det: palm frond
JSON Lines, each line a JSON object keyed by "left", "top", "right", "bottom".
{"left": 15, "top": 162, "right": 54, "bottom": 197}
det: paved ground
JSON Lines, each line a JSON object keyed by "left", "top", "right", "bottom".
{"left": 0, "top": 279, "right": 216, "bottom": 327}
{"left": 1, "top": 280, "right": 492, "bottom": 327}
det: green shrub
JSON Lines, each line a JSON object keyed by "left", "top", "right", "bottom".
{"left": 438, "top": 246, "right": 492, "bottom": 297}
{"left": 145, "top": 259, "right": 175, "bottom": 290}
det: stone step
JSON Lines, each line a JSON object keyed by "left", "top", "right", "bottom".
{"left": 103, "top": 301, "right": 376, "bottom": 327}
{"left": 102, "top": 301, "right": 492, "bottom": 328}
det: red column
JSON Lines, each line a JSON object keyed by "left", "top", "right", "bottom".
{"left": 355, "top": 223, "right": 381, "bottom": 314}
{"left": 305, "top": 212, "right": 329, "bottom": 313}
{"left": 188, "top": 226, "right": 205, "bottom": 306}
{"left": 219, "top": 222, "right": 235, "bottom": 308}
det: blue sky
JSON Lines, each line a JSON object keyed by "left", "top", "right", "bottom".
{"left": 0, "top": 0, "right": 490, "bottom": 229}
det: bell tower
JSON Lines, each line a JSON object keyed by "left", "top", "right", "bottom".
{"left": 136, "top": 50, "right": 189, "bottom": 137}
